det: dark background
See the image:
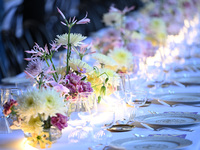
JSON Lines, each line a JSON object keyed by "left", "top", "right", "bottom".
{"left": 0, "top": 0, "right": 144, "bottom": 82}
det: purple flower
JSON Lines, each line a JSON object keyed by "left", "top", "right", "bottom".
{"left": 65, "top": 72, "right": 93, "bottom": 95}
{"left": 51, "top": 113, "right": 68, "bottom": 131}
{"left": 3, "top": 99, "right": 18, "bottom": 116}
{"left": 66, "top": 73, "right": 82, "bottom": 86}
{"left": 125, "top": 18, "right": 139, "bottom": 31}
{"left": 25, "top": 59, "right": 46, "bottom": 77}
{"left": 77, "top": 81, "right": 93, "bottom": 93}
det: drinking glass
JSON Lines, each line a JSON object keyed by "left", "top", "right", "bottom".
{"left": 67, "top": 92, "right": 97, "bottom": 143}
{"left": 126, "top": 90, "right": 147, "bottom": 121}
{"left": 91, "top": 105, "right": 115, "bottom": 148}
{"left": 112, "top": 73, "right": 131, "bottom": 101}
{"left": 146, "top": 61, "right": 166, "bottom": 91}
{"left": 0, "top": 88, "right": 12, "bottom": 133}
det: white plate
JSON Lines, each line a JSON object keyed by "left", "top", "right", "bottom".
{"left": 135, "top": 112, "right": 200, "bottom": 126}
{"left": 158, "top": 94, "right": 200, "bottom": 103}
{"left": 1, "top": 76, "right": 31, "bottom": 84}
{"left": 173, "top": 76, "right": 200, "bottom": 84}
{"left": 110, "top": 136, "right": 192, "bottom": 150}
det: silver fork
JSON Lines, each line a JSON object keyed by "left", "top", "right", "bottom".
{"left": 140, "top": 123, "right": 193, "bottom": 132}
{"left": 154, "top": 127, "right": 193, "bottom": 132}
{"left": 170, "top": 103, "right": 200, "bottom": 107}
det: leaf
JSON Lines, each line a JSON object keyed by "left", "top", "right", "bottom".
{"left": 98, "top": 96, "right": 101, "bottom": 103}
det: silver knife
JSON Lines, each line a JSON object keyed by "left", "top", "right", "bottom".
{"left": 157, "top": 100, "right": 171, "bottom": 107}
{"left": 140, "top": 123, "right": 155, "bottom": 131}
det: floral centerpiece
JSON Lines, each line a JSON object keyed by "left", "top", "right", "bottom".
{"left": 91, "top": 5, "right": 158, "bottom": 74}
{"left": 3, "top": 8, "right": 118, "bottom": 149}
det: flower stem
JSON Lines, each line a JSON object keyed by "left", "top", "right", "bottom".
{"left": 66, "top": 27, "right": 71, "bottom": 75}
{"left": 49, "top": 56, "right": 59, "bottom": 79}
{"left": 45, "top": 58, "right": 57, "bottom": 82}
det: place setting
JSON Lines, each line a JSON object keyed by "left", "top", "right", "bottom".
{"left": 108, "top": 134, "right": 193, "bottom": 150}
{"left": 152, "top": 92, "right": 200, "bottom": 107}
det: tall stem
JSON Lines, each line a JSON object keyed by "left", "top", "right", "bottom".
{"left": 49, "top": 57, "right": 59, "bottom": 79}
{"left": 45, "top": 58, "right": 57, "bottom": 82}
{"left": 66, "top": 27, "right": 71, "bottom": 75}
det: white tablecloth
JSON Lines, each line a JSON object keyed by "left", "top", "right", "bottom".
{"left": 0, "top": 84, "right": 200, "bottom": 150}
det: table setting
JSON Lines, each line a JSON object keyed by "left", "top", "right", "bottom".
{"left": 1, "top": 1, "right": 200, "bottom": 150}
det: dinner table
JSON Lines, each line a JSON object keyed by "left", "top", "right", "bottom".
{"left": 0, "top": 56, "right": 200, "bottom": 150}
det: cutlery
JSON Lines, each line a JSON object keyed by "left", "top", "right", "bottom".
{"left": 157, "top": 100, "right": 200, "bottom": 107}
{"left": 170, "top": 103, "right": 200, "bottom": 107}
{"left": 140, "top": 123, "right": 154, "bottom": 131}
{"left": 148, "top": 110, "right": 158, "bottom": 114}
{"left": 140, "top": 123, "right": 193, "bottom": 132}
{"left": 157, "top": 100, "right": 171, "bottom": 107}
{"left": 133, "top": 134, "right": 145, "bottom": 137}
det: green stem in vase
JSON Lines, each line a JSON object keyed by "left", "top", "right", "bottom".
{"left": 45, "top": 58, "right": 57, "bottom": 82}
{"left": 66, "top": 27, "right": 71, "bottom": 75}
{"left": 49, "top": 55, "right": 59, "bottom": 79}
{"left": 43, "top": 116, "right": 51, "bottom": 129}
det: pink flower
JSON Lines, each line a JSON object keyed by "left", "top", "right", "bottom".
{"left": 57, "top": 7, "right": 66, "bottom": 20}
{"left": 77, "top": 81, "right": 93, "bottom": 93}
{"left": 25, "top": 59, "right": 46, "bottom": 77}
{"left": 65, "top": 72, "right": 93, "bottom": 95}
{"left": 25, "top": 42, "right": 60, "bottom": 61}
{"left": 51, "top": 113, "right": 68, "bottom": 131}
{"left": 3, "top": 99, "right": 18, "bottom": 116}
{"left": 109, "top": 5, "right": 134, "bottom": 14}
{"left": 57, "top": 7, "right": 90, "bottom": 25}
{"left": 76, "top": 12, "right": 90, "bottom": 24}
{"left": 50, "top": 41, "right": 61, "bottom": 52}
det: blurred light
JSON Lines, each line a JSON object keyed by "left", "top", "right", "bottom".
{"left": 22, "top": 139, "right": 39, "bottom": 150}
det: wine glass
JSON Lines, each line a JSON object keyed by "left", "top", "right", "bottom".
{"left": 126, "top": 90, "right": 147, "bottom": 121}
{"left": 91, "top": 104, "right": 115, "bottom": 148}
{"left": 146, "top": 61, "right": 166, "bottom": 92}
{"left": 0, "top": 88, "right": 13, "bottom": 133}
{"left": 67, "top": 92, "right": 97, "bottom": 143}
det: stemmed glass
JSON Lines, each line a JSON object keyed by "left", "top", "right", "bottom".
{"left": 0, "top": 88, "right": 22, "bottom": 133}
{"left": 67, "top": 92, "right": 97, "bottom": 143}
{"left": 91, "top": 104, "right": 115, "bottom": 149}
{"left": 0, "top": 88, "right": 12, "bottom": 133}
{"left": 146, "top": 61, "right": 166, "bottom": 92}
{"left": 125, "top": 90, "right": 147, "bottom": 122}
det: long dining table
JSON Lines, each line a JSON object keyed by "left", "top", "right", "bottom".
{"left": 0, "top": 55, "right": 200, "bottom": 150}
{"left": 0, "top": 70, "right": 200, "bottom": 150}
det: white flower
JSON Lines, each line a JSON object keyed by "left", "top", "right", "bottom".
{"left": 17, "top": 88, "right": 46, "bottom": 122}
{"left": 103, "top": 12, "right": 123, "bottom": 27}
{"left": 108, "top": 47, "right": 133, "bottom": 68}
{"left": 56, "top": 33, "right": 86, "bottom": 47}
{"left": 41, "top": 88, "right": 66, "bottom": 119}
{"left": 21, "top": 115, "right": 43, "bottom": 134}
{"left": 17, "top": 88, "right": 66, "bottom": 121}
{"left": 69, "top": 58, "right": 93, "bottom": 73}
{"left": 92, "top": 53, "right": 117, "bottom": 66}
{"left": 149, "top": 18, "right": 166, "bottom": 33}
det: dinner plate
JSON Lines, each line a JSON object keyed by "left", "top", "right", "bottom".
{"left": 1, "top": 76, "right": 31, "bottom": 84}
{"left": 134, "top": 112, "right": 200, "bottom": 126}
{"left": 110, "top": 136, "right": 192, "bottom": 150}
{"left": 173, "top": 76, "right": 200, "bottom": 84}
{"left": 157, "top": 94, "right": 200, "bottom": 103}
